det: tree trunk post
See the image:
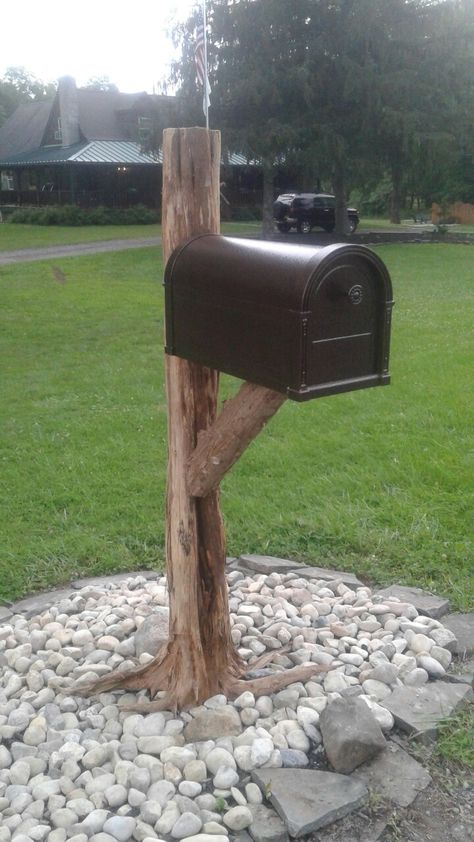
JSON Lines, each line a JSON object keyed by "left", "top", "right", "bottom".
{"left": 159, "top": 127, "right": 241, "bottom": 708}
{"left": 66, "top": 127, "right": 335, "bottom": 710}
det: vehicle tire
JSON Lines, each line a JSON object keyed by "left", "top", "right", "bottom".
{"left": 348, "top": 219, "right": 358, "bottom": 233}
{"left": 297, "top": 220, "right": 312, "bottom": 234}
{"left": 277, "top": 221, "right": 291, "bottom": 233}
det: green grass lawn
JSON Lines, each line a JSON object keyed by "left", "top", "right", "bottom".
{"left": 0, "top": 243, "right": 472, "bottom": 608}
{"left": 0, "top": 221, "right": 261, "bottom": 251}
{"left": 0, "top": 223, "right": 161, "bottom": 251}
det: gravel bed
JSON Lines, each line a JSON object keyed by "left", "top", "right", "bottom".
{"left": 0, "top": 569, "right": 457, "bottom": 841}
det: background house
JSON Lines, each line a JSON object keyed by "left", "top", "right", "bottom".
{"left": 0, "top": 77, "right": 174, "bottom": 209}
{"left": 0, "top": 76, "right": 262, "bottom": 212}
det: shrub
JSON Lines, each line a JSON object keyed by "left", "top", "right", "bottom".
{"left": 6, "top": 204, "right": 159, "bottom": 226}
{"left": 231, "top": 205, "right": 262, "bottom": 222}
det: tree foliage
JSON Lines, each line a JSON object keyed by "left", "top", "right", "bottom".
{"left": 172, "top": 0, "right": 474, "bottom": 228}
{"left": 85, "top": 75, "right": 119, "bottom": 93}
{"left": 0, "top": 66, "right": 55, "bottom": 127}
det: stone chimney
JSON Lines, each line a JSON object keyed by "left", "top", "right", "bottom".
{"left": 58, "top": 76, "right": 80, "bottom": 147}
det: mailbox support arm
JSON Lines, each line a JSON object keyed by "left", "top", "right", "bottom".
{"left": 187, "top": 381, "right": 287, "bottom": 498}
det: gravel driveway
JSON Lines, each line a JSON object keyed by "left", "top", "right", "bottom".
{"left": 0, "top": 236, "right": 161, "bottom": 266}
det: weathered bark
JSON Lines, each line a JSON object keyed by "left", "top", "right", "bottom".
{"left": 187, "top": 381, "right": 287, "bottom": 498}
{"left": 146, "top": 127, "right": 240, "bottom": 708}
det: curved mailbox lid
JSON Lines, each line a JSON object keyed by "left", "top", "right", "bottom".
{"left": 164, "top": 234, "right": 394, "bottom": 400}
{"left": 165, "top": 234, "right": 393, "bottom": 313}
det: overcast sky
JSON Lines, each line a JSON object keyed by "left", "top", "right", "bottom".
{"left": 1, "top": 0, "right": 198, "bottom": 93}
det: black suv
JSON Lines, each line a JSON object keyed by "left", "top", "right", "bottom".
{"left": 273, "top": 192, "right": 359, "bottom": 234}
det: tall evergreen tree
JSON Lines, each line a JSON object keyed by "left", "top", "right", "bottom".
{"left": 172, "top": 0, "right": 474, "bottom": 232}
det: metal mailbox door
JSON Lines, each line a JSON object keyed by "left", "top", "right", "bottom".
{"left": 307, "top": 256, "right": 382, "bottom": 387}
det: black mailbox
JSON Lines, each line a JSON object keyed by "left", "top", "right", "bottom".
{"left": 164, "top": 235, "right": 393, "bottom": 401}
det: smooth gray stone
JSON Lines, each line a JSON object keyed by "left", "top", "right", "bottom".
{"left": 0, "top": 606, "right": 12, "bottom": 622}
{"left": 251, "top": 768, "right": 367, "bottom": 837}
{"left": 10, "top": 589, "right": 74, "bottom": 617}
{"left": 279, "top": 749, "right": 309, "bottom": 768}
{"left": 183, "top": 706, "right": 242, "bottom": 741}
{"left": 382, "top": 682, "right": 473, "bottom": 740}
{"left": 238, "top": 555, "right": 304, "bottom": 574}
{"left": 441, "top": 614, "right": 474, "bottom": 656}
{"left": 133, "top": 609, "right": 169, "bottom": 657}
{"left": 248, "top": 804, "right": 288, "bottom": 842}
{"left": 319, "top": 697, "right": 386, "bottom": 774}
{"left": 352, "top": 742, "right": 432, "bottom": 807}
{"left": 375, "top": 585, "right": 450, "bottom": 619}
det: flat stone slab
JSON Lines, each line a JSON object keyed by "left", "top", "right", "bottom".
{"left": 238, "top": 555, "right": 363, "bottom": 588}
{"left": 375, "top": 585, "right": 449, "bottom": 619}
{"left": 352, "top": 741, "right": 432, "bottom": 807}
{"left": 441, "top": 613, "right": 474, "bottom": 656}
{"left": 238, "top": 555, "right": 305, "bottom": 574}
{"left": 8, "top": 570, "right": 161, "bottom": 618}
{"left": 0, "top": 606, "right": 13, "bottom": 622}
{"left": 71, "top": 569, "right": 158, "bottom": 589}
{"left": 381, "top": 682, "right": 473, "bottom": 741}
{"left": 293, "top": 566, "right": 363, "bottom": 588}
{"left": 10, "top": 588, "right": 75, "bottom": 618}
{"left": 251, "top": 768, "right": 367, "bottom": 837}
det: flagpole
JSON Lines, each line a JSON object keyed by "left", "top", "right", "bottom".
{"left": 202, "top": 0, "right": 209, "bottom": 129}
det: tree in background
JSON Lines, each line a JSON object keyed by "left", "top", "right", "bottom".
{"left": 172, "top": 0, "right": 474, "bottom": 230}
{"left": 0, "top": 67, "right": 55, "bottom": 128}
{"left": 173, "top": 0, "right": 311, "bottom": 233}
{"left": 85, "top": 76, "right": 119, "bottom": 92}
{"left": 371, "top": 0, "right": 474, "bottom": 222}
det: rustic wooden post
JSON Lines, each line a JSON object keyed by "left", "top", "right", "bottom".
{"left": 70, "top": 127, "right": 333, "bottom": 710}
{"left": 159, "top": 127, "right": 241, "bottom": 707}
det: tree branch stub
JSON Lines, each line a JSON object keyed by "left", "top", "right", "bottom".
{"left": 187, "top": 380, "right": 287, "bottom": 498}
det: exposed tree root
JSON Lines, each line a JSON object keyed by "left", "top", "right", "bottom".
{"left": 63, "top": 638, "right": 334, "bottom": 713}
{"left": 227, "top": 662, "right": 333, "bottom": 699}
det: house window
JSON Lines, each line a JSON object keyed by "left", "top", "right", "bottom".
{"left": 54, "top": 118, "right": 62, "bottom": 143}
{"left": 138, "top": 116, "right": 153, "bottom": 143}
{"left": 1, "top": 170, "right": 15, "bottom": 190}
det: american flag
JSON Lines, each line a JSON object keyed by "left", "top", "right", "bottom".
{"left": 195, "top": 17, "right": 211, "bottom": 121}
{"left": 195, "top": 22, "right": 206, "bottom": 88}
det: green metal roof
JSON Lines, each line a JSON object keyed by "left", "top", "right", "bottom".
{"left": 0, "top": 140, "right": 158, "bottom": 167}
{"left": 0, "top": 142, "right": 86, "bottom": 165}
{"left": 0, "top": 140, "right": 257, "bottom": 168}
{"left": 70, "top": 141, "right": 159, "bottom": 164}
